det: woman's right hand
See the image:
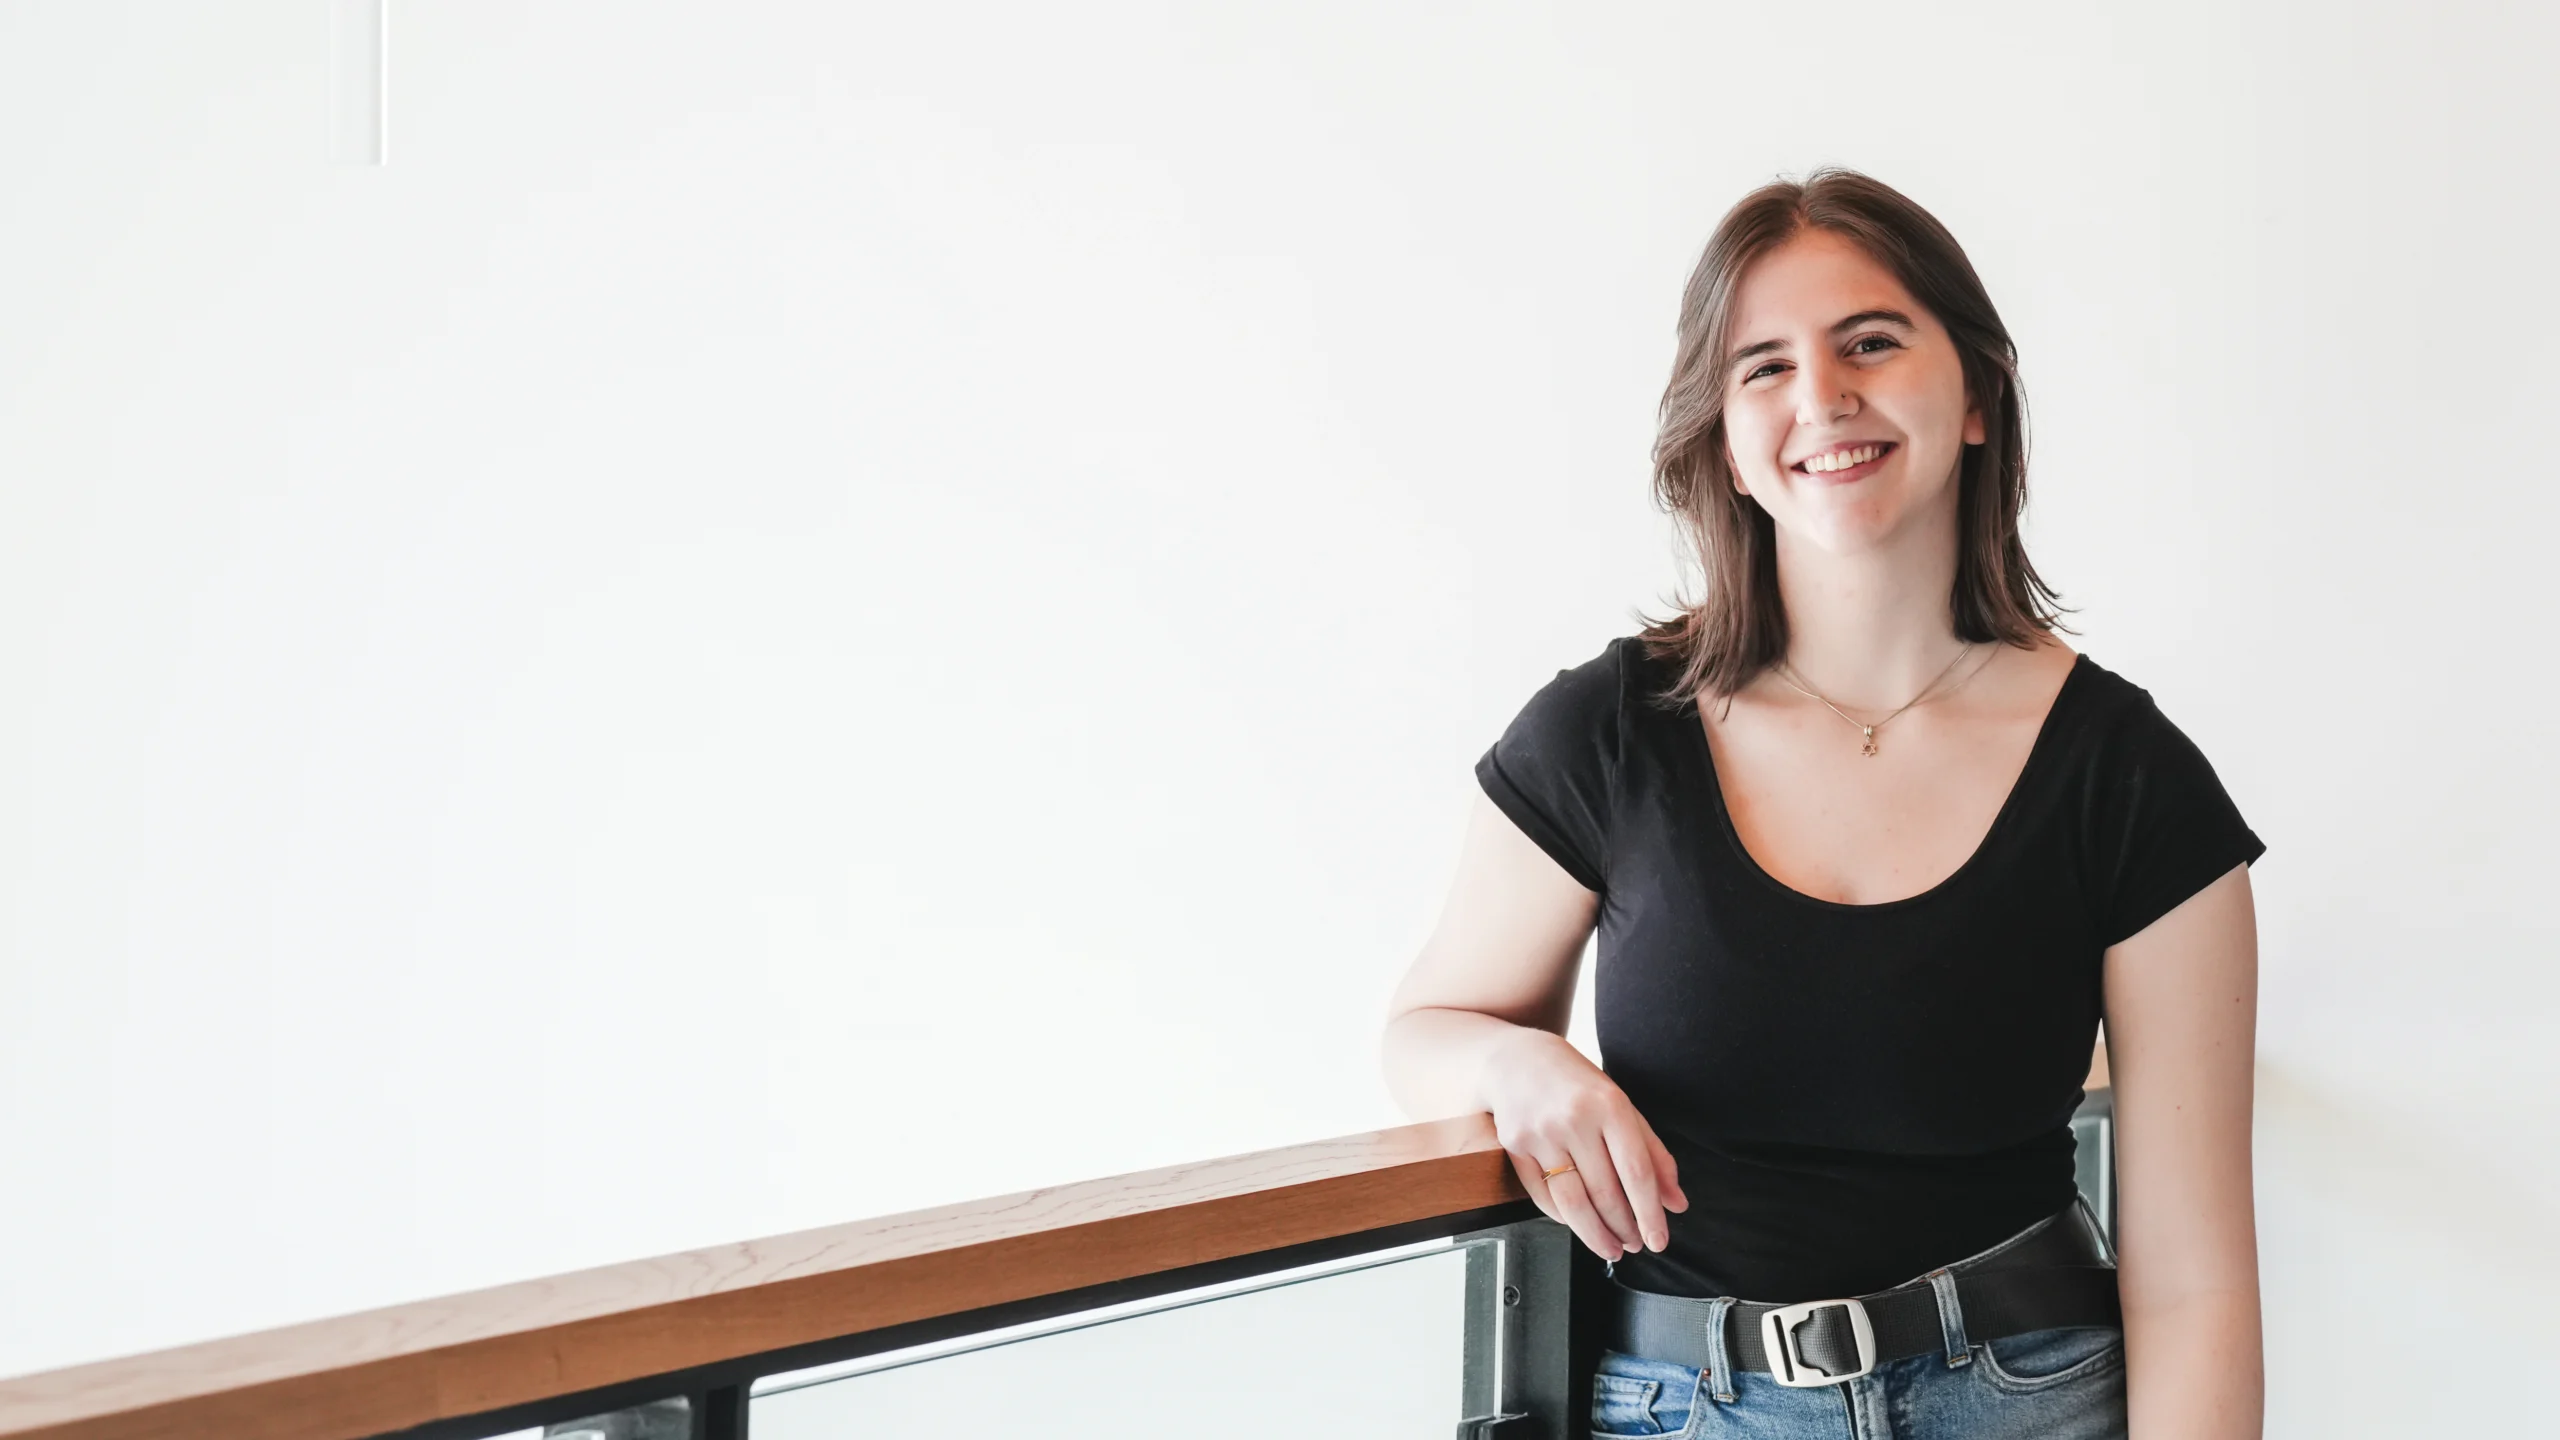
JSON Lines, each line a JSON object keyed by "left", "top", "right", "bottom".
{"left": 1379, "top": 793, "right": 1684, "bottom": 1262}
{"left": 1481, "top": 1027, "right": 1689, "bottom": 1261}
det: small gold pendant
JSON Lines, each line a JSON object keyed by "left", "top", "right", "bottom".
{"left": 1861, "top": 726, "right": 1879, "bottom": 758}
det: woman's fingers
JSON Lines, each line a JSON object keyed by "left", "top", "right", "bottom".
{"left": 1570, "top": 1129, "right": 1652, "bottom": 1254}
{"left": 1604, "top": 1116, "right": 1686, "bottom": 1249}
{"left": 1646, "top": 1127, "right": 1689, "bottom": 1213}
{"left": 1517, "top": 1136, "right": 1656, "bottom": 1260}
{"left": 1514, "top": 1150, "right": 1622, "bottom": 1261}
{"left": 1492, "top": 1065, "right": 1688, "bottom": 1262}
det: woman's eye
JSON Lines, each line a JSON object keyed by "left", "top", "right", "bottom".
{"left": 1741, "top": 336, "right": 1896, "bottom": 385}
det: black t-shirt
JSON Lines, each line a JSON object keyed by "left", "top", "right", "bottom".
{"left": 1474, "top": 635, "right": 2266, "bottom": 1302}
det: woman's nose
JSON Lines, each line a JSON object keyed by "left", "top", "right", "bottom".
{"left": 1793, "top": 354, "right": 1859, "bottom": 426}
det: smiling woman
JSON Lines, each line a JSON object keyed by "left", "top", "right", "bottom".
{"left": 1380, "top": 167, "right": 2266, "bottom": 1440}
{"left": 1645, "top": 178, "right": 2058, "bottom": 703}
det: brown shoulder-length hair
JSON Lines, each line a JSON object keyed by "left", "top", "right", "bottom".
{"left": 1635, "top": 166, "right": 2064, "bottom": 706}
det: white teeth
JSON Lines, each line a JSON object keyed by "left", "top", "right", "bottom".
{"left": 1804, "top": 444, "right": 1882, "bottom": 473}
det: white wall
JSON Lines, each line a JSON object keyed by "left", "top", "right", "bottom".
{"left": 1, "top": 1, "right": 2552, "bottom": 1431}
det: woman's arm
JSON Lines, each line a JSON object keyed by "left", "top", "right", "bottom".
{"left": 2102, "top": 861, "right": 2263, "bottom": 1439}
{"left": 1380, "top": 792, "right": 1686, "bottom": 1260}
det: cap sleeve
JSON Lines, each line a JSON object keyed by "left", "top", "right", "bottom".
{"left": 1473, "top": 639, "right": 1624, "bottom": 894}
{"left": 2087, "top": 692, "right": 2267, "bottom": 947}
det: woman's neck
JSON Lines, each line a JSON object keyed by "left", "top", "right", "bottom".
{"left": 1771, "top": 507, "right": 1966, "bottom": 710}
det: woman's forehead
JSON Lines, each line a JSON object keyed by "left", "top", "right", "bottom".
{"left": 1728, "top": 231, "right": 1925, "bottom": 336}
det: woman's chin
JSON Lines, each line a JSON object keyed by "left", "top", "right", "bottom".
{"left": 1770, "top": 484, "right": 1957, "bottom": 560}
{"left": 1788, "top": 509, "right": 1914, "bottom": 559}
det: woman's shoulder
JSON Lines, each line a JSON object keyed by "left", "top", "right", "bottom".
{"left": 1506, "top": 632, "right": 1666, "bottom": 711}
{"left": 1488, "top": 635, "right": 1642, "bottom": 746}
{"left": 1477, "top": 636, "right": 1650, "bottom": 893}
{"left": 2049, "top": 651, "right": 2214, "bottom": 758}
{"left": 2041, "top": 651, "right": 2267, "bottom": 945}
{"left": 2043, "top": 649, "right": 2261, "bottom": 837}
{"left": 1481, "top": 632, "right": 1695, "bottom": 781}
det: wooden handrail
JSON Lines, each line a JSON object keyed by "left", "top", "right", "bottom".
{"left": 0, "top": 1116, "right": 1522, "bottom": 1440}
{"left": 0, "top": 1046, "right": 2117, "bottom": 1440}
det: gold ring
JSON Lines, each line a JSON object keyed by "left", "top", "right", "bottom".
{"left": 1541, "top": 1161, "right": 1577, "bottom": 1180}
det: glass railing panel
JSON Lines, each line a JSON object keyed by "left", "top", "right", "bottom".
{"left": 2071, "top": 1089, "right": 2116, "bottom": 1239}
{"left": 457, "top": 1395, "right": 691, "bottom": 1440}
{"left": 749, "top": 1242, "right": 1472, "bottom": 1440}
{"left": 542, "top": 1397, "right": 691, "bottom": 1439}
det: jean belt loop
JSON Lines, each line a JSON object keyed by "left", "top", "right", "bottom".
{"left": 1703, "top": 1296, "right": 1738, "bottom": 1403}
{"left": 1925, "top": 1267, "right": 1971, "bottom": 1368}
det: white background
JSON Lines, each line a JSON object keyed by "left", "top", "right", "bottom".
{"left": 1, "top": 2, "right": 2553, "bottom": 1433}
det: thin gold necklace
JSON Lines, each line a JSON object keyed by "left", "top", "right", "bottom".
{"left": 1772, "top": 643, "right": 1986, "bottom": 758}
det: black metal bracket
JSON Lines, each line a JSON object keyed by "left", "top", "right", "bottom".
{"left": 688, "top": 1386, "right": 743, "bottom": 1440}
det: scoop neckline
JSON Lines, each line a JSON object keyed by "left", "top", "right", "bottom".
{"left": 1676, "top": 649, "right": 2092, "bottom": 914}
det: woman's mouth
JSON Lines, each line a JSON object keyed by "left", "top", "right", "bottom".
{"left": 1791, "top": 441, "right": 1896, "bottom": 480}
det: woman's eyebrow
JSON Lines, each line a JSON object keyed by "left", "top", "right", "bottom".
{"left": 1725, "top": 308, "right": 1919, "bottom": 371}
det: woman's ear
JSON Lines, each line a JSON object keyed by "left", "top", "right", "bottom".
{"left": 1962, "top": 383, "right": 1990, "bottom": 446}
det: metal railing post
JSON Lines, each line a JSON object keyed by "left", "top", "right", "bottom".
{"left": 687, "top": 1387, "right": 744, "bottom": 1440}
{"left": 1452, "top": 1216, "right": 1580, "bottom": 1439}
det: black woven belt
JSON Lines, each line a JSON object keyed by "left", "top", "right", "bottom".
{"left": 1606, "top": 1203, "right": 2122, "bottom": 1388}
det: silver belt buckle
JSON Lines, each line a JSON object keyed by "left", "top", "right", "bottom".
{"left": 1761, "top": 1298, "right": 1878, "bottom": 1387}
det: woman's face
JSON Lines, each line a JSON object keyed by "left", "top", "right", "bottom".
{"left": 1718, "top": 228, "right": 1984, "bottom": 558}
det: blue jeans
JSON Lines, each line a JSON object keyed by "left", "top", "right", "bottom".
{"left": 1591, "top": 1325, "right": 2126, "bottom": 1439}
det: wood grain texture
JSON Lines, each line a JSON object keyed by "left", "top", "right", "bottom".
{"left": 0, "top": 1115, "right": 1524, "bottom": 1440}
